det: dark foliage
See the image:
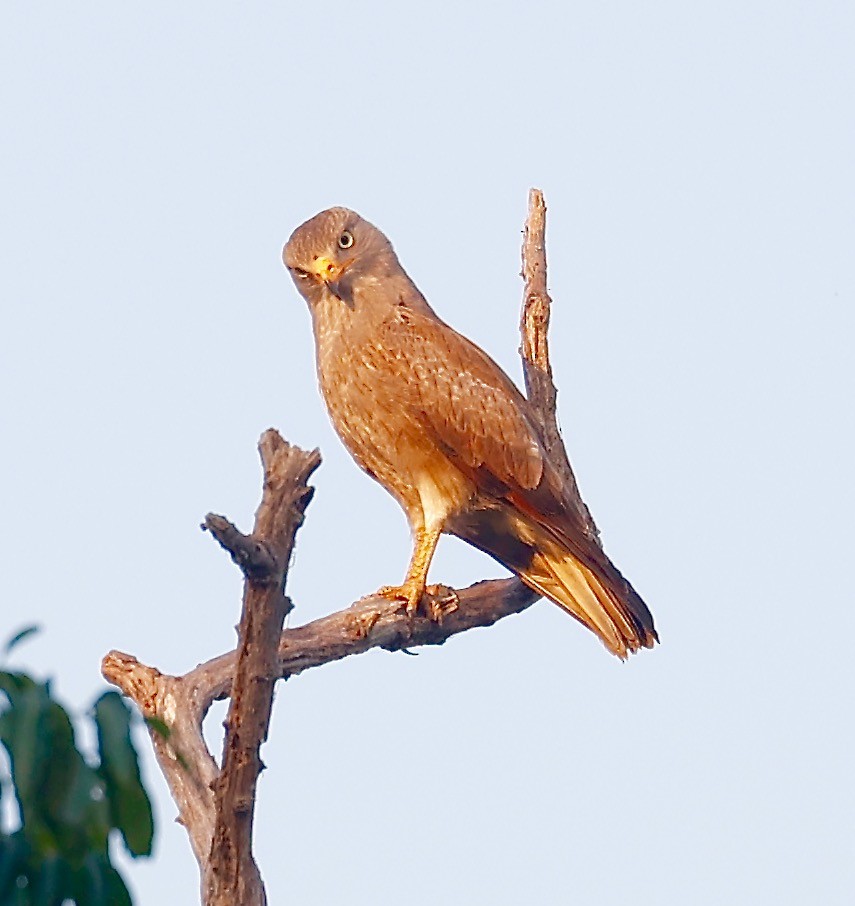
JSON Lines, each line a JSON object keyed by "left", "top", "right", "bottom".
{"left": 0, "top": 629, "right": 153, "bottom": 905}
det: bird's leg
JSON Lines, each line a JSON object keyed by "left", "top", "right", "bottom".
{"left": 378, "top": 523, "right": 443, "bottom": 616}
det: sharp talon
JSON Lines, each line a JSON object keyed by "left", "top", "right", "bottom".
{"left": 375, "top": 581, "right": 455, "bottom": 621}
{"left": 377, "top": 584, "right": 424, "bottom": 616}
{"left": 422, "top": 584, "right": 459, "bottom": 623}
{"left": 426, "top": 584, "right": 459, "bottom": 607}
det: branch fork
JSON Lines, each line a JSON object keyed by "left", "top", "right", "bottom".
{"left": 202, "top": 515, "right": 279, "bottom": 584}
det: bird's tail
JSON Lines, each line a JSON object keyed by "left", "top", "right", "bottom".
{"left": 517, "top": 518, "right": 657, "bottom": 658}
{"left": 448, "top": 503, "right": 657, "bottom": 658}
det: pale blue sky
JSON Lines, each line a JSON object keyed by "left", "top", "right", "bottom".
{"left": 1, "top": 2, "right": 853, "bottom": 904}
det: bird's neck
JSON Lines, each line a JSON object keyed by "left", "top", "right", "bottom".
{"left": 312, "top": 274, "right": 431, "bottom": 354}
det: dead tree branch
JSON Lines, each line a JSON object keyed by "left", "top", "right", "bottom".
{"left": 105, "top": 434, "right": 319, "bottom": 906}
{"left": 102, "top": 651, "right": 219, "bottom": 869}
{"left": 520, "top": 188, "right": 599, "bottom": 537}
{"left": 206, "top": 433, "right": 320, "bottom": 906}
{"left": 101, "top": 188, "right": 568, "bottom": 904}
{"left": 520, "top": 188, "right": 568, "bottom": 478}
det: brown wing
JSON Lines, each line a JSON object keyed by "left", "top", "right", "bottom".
{"left": 379, "top": 305, "right": 598, "bottom": 536}
{"left": 379, "top": 305, "right": 546, "bottom": 492}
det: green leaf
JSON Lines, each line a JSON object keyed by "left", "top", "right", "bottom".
{"left": 37, "top": 702, "right": 81, "bottom": 831}
{"left": 2, "top": 626, "right": 41, "bottom": 659}
{"left": 55, "top": 758, "right": 110, "bottom": 858}
{"left": 0, "top": 670, "right": 39, "bottom": 710}
{"left": 1, "top": 671, "right": 153, "bottom": 902}
{"left": 79, "top": 853, "right": 106, "bottom": 906}
{"left": 31, "top": 852, "right": 65, "bottom": 905}
{"left": 0, "top": 675, "right": 55, "bottom": 829}
{"left": 71, "top": 852, "right": 133, "bottom": 906}
{"left": 143, "top": 716, "right": 170, "bottom": 741}
{"left": 10, "top": 879, "right": 30, "bottom": 906}
{"left": 0, "top": 832, "right": 29, "bottom": 900}
{"left": 0, "top": 676, "right": 112, "bottom": 863}
{"left": 98, "top": 856, "right": 133, "bottom": 906}
{"left": 144, "top": 716, "right": 192, "bottom": 769}
{"left": 94, "top": 692, "right": 154, "bottom": 857}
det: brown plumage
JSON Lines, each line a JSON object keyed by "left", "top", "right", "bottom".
{"left": 282, "top": 207, "right": 657, "bottom": 657}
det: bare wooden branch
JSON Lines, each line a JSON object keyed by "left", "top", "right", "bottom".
{"left": 520, "top": 188, "right": 598, "bottom": 538}
{"left": 202, "top": 514, "right": 278, "bottom": 582}
{"left": 102, "top": 652, "right": 219, "bottom": 868}
{"left": 207, "top": 432, "right": 320, "bottom": 906}
{"left": 101, "top": 189, "right": 572, "bottom": 904}
{"left": 520, "top": 188, "right": 574, "bottom": 484}
{"left": 106, "top": 576, "right": 537, "bottom": 710}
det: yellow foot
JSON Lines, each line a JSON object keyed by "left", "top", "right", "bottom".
{"left": 423, "top": 584, "right": 460, "bottom": 623}
{"left": 376, "top": 583, "right": 459, "bottom": 622}
{"left": 377, "top": 583, "right": 422, "bottom": 616}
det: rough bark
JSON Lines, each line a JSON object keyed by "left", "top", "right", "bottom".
{"left": 520, "top": 188, "right": 598, "bottom": 535}
{"left": 205, "top": 433, "right": 320, "bottom": 906}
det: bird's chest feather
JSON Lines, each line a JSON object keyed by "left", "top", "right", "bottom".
{"left": 317, "top": 326, "right": 418, "bottom": 468}
{"left": 311, "top": 299, "right": 468, "bottom": 514}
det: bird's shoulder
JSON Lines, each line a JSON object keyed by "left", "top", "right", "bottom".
{"left": 376, "top": 302, "right": 517, "bottom": 393}
{"left": 373, "top": 302, "right": 545, "bottom": 491}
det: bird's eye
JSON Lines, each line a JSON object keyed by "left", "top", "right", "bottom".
{"left": 338, "top": 230, "right": 354, "bottom": 250}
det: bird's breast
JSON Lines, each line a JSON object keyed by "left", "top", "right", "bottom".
{"left": 311, "top": 312, "right": 472, "bottom": 519}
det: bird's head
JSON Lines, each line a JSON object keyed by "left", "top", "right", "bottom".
{"left": 282, "top": 207, "right": 400, "bottom": 310}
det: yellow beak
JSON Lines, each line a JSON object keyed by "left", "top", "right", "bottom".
{"left": 309, "top": 255, "right": 356, "bottom": 307}
{"left": 312, "top": 256, "right": 346, "bottom": 282}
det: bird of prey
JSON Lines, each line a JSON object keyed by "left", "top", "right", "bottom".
{"left": 283, "top": 207, "right": 657, "bottom": 657}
